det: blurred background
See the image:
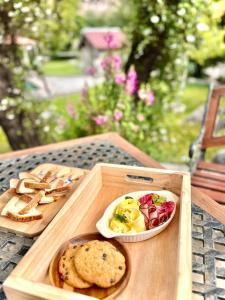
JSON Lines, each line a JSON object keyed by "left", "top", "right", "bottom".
{"left": 0, "top": 0, "right": 225, "bottom": 165}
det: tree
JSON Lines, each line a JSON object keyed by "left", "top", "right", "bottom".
{"left": 125, "top": 0, "right": 212, "bottom": 100}
{"left": 0, "top": 0, "right": 79, "bottom": 150}
{"left": 188, "top": 0, "right": 225, "bottom": 66}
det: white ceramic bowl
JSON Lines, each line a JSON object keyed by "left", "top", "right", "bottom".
{"left": 96, "top": 190, "right": 178, "bottom": 243}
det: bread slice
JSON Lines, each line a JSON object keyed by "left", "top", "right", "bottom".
{"left": 45, "top": 183, "right": 73, "bottom": 196}
{"left": 7, "top": 208, "right": 42, "bottom": 222}
{"left": 16, "top": 179, "right": 36, "bottom": 194}
{"left": 1, "top": 196, "right": 26, "bottom": 216}
{"left": 39, "top": 195, "right": 55, "bottom": 204}
{"left": 18, "top": 192, "right": 42, "bottom": 215}
{"left": 40, "top": 170, "right": 54, "bottom": 183}
{"left": 19, "top": 194, "right": 33, "bottom": 203}
{"left": 24, "top": 182, "right": 50, "bottom": 190}
{"left": 56, "top": 167, "right": 71, "bottom": 178}
{"left": 19, "top": 172, "right": 40, "bottom": 182}
{"left": 9, "top": 178, "right": 19, "bottom": 189}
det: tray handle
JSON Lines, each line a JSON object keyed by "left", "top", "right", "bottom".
{"left": 125, "top": 174, "right": 154, "bottom": 184}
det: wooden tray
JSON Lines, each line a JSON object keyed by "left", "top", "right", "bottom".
{"left": 0, "top": 163, "right": 87, "bottom": 237}
{"left": 3, "top": 164, "right": 191, "bottom": 300}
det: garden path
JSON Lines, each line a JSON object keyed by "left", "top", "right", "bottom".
{"left": 27, "top": 74, "right": 102, "bottom": 99}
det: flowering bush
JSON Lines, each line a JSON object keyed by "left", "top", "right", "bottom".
{"left": 57, "top": 35, "right": 169, "bottom": 157}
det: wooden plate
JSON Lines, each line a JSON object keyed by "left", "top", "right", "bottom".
{"left": 49, "top": 232, "right": 131, "bottom": 299}
{"left": 0, "top": 163, "right": 87, "bottom": 237}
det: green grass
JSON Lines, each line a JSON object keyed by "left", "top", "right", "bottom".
{"left": 53, "top": 93, "right": 79, "bottom": 111}
{"left": 42, "top": 59, "right": 83, "bottom": 76}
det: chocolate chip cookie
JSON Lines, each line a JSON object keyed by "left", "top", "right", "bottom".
{"left": 74, "top": 240, "right": 126, "bottom": 288}
{"left": 59, "top": 245, "right": 93, "bottom": 288}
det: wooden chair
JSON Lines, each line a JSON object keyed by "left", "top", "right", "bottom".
{"left": 189, "top": 84, "right": 225, "bottom": 203}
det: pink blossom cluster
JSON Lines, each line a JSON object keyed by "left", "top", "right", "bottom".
{"left": 101, "top": 54, "right": 121, "bottom": 72}
{"left": 138, "top": 87, "right": 155, "bottom": 106}
{"left": 93, "top": 115, "right": 108, "bottom": 125}
{"left": 125, "top": 67, "right": 138, "bottom": 96}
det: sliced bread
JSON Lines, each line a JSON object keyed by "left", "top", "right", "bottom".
{"left": 7, "top": 208, "right": 42, "bottom": 222}
{"left": 18, "top": 192, "right": 42, "bottom": 215}
{"left": 16, "top": 179, "right": 36, "bottom": 194}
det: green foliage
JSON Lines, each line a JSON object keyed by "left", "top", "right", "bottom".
{"left": 188, "top": 0, "right": 225, "bottom": 65}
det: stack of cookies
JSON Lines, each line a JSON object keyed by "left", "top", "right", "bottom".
{"left": 59, "top": 240, "right": 126, "bottom": 289}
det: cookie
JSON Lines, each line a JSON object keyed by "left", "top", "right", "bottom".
{"left": 59, "top": 245, "right": 93, "bottom": 288}
{"left": 74, "top": 240, "right": 126, "bottom": 288}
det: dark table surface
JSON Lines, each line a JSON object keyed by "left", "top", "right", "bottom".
{"left": 0, "top": 139, "right": 225, "bottom": 300}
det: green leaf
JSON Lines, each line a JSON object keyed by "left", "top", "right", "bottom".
{"left": 114, "top": 213, "right": 127, "bottom": 223}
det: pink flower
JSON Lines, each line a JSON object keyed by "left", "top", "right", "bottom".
{"left": 66, "top": 103, "right": 77, "bottom": 119}
{"left": 112, "top": 55, "right": 121, "bottom": 71}
{"left": 104, "top": 32, "right": 114, "bottom": 48}
{"left": 101, "top": 56, "right": 111, "bottom": 71}
{"left": 93, "top": 115, "right": 108, "bottom": 125}
{"left": 138, "top": 88, "right": 155, "bottom": 106}
{"left": 137, "top": 114, "right": 145, "bottom": 122}
{"left": 101, "top": 55, "right": 122, "bottom": 72}
{"left": 114, "top": 110, "right": 123, "bottom": 121}
{"left": 145, "top": 92, "right": 155, "bottom": 106}
{"left": 115, "top": 73, "right": 126, "bottom": 85}
{"left": 125, "top": 66, "right": 138, "bottom": 96}
{"left": 86, "top": 66, "right": 96, "bottom": 76}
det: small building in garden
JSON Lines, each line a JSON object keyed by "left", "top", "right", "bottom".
{"left": 78, "top": 27, "right": 126, "bottom": 73}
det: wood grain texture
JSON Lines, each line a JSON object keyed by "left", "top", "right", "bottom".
{"left": 3, "top": 164, "right": 191, "bottom": 300}
{"left": 0, "top": 163, "right": 87, "bottom": 237}
{"left": 193, "top": 170, "right": 225, "bottom": 182}
{"left": 197, "top": 161, "right": 225, "bottom": 173}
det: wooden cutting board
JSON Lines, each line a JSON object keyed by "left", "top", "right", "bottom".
{"left": 0, "top": 163, "right": 87, "bottom": 237}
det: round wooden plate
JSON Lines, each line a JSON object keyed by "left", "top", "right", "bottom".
{"left": 49, "top": 232, "right": 131, "bottom": 299}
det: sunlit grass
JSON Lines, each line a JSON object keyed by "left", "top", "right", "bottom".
{"left": 42, "top": 59, "right": 83, "bottom": 76}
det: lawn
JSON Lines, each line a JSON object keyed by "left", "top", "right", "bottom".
{"left": 42, "top": 59, "right": 83, "bottom": 76}
{"left": 149, "top": 82, "right": 208, "bottom": 163}
{"left": 0, "top": 82, "right": 209, "bottom": 164}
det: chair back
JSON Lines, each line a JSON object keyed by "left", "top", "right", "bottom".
{"left": 201, "top": 85, "right": 225, "bottom": 150}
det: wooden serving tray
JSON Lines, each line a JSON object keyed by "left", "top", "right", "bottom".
{"left": 3, "top": 164, "right": 191, "bottom": 300}
{"left": 0, "top": 163, "right": 87, "bottom": 237}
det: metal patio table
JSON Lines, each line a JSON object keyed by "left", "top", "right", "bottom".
{"left": 0, "top": 133, "right": 224, "bottom": 300}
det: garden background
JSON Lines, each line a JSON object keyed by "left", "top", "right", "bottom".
{"left": 0, "top": 0, "right": 225, "bottom": 165}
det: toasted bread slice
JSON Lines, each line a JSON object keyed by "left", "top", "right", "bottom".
{"left": 19, "top": 194, "right": 33, "bottom": 203}
{"left": 16, "top": 179, "right": 36, "bottom": 194}
{"left": 24, "top": 182, "right": 50, "bottom": 190}
{"left": 7, "top": 208, "right": 42, "bottom": 222}
{"left": 40, "top": 170, "right": 54, "bottom": 183}
{"left": 45, "top": 183, "right": 73, "bottom": 196}
{"left": 45, "top": 178, "right": 64, "bottom": 193}
{"left": 9, "top": 178, "right": 19, "bottom": 189}
{"left": 39, "top": 195, "right": 55, "bottom": 204}
{"left": 1, "top": 196, "right": 26, "bottom": 216}
{"left": 19, "top": 172, "right": 40, "bottom": 181}
{"left": 18, "top": 192, "right": 42, "bottom": 215}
